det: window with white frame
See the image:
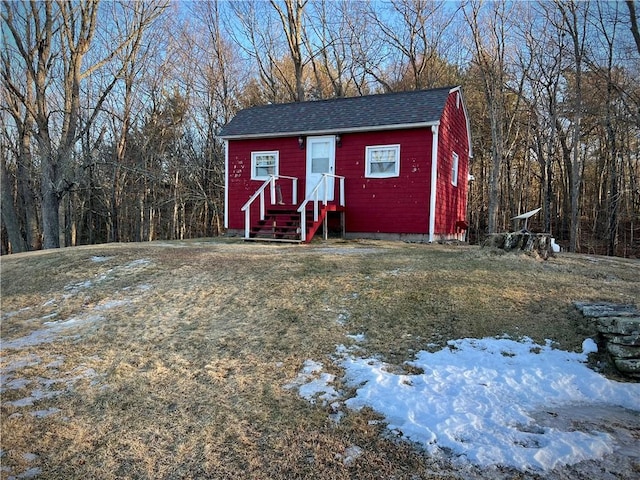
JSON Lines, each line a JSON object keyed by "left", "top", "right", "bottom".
{"left": 251, "top": 151, "right": 279, "bottom": 180}
{"left": 451, "top": 152, "right": 459, "bottom": 186}
{"left": 365, "top": 144, "right": 400, "bottom": 178}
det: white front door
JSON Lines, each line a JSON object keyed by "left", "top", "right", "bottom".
{"left": 306, "top": 136, "right": 336, "bottom": 201}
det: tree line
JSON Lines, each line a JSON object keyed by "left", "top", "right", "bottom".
{"left": 2, "top": 0, "right": 639, "bottom": 256}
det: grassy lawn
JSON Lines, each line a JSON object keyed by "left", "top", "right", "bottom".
{"left": 1, "top": 239, "right": 638, "bottom": 479}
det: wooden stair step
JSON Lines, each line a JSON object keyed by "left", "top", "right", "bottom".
{"left": 248, "top": 203, "right": 343, "bottom": 244}
{"left": 252, "top": 225, "right": 299, "bottom": 231}
{"left": 244, "top": 237, "right": 303, "bottom": 243}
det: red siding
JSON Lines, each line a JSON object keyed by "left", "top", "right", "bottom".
{"left": 434, "top": 91, "right": 470, "bottom": 235}
{"left": 338, "top": 129, "right": 432, "bottom": 234}
{"left": 226, "top": 89, "right": 470, "bottom": 237}
{"left": 227, "top": 137, "right": 305, "bottom": 230}
{"left": 227, "top": 130, "right": 434, "bottom": 234}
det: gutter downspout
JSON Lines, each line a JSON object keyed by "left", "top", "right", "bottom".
{"left": 224, "top": 139, "right": 229, "bottom": 230}
{"left": 429, "top": 125, "right": 439, "bottom": 243}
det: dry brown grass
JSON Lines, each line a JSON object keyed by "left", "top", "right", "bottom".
{"left": 1, "top": 239, "right": 638, "bottom": 479}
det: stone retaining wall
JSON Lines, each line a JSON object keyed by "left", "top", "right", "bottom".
{"left": 482, "top": 232, "right": 553, "bottom": 259}
{"left": 575, "top": 302, "right": 640, "bottom": 379}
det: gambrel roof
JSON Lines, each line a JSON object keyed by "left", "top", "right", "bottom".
{"left": 219, "top": 86, "right": 457, "bottom": 139}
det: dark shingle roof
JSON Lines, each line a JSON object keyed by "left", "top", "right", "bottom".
{"left": 219, "top": 86, "right": 456, "bottom": 139}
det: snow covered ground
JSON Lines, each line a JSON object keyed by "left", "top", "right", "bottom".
{"left": 288, "top": 335, "right": 640, "bottom": 475}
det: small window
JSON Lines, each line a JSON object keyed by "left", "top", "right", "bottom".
{"left": 365, "top": 144, "right": 400, "bottom": 178}
{"left": 451, "top": 152, "right": 459, "bottom": 186}
{"left": 251, "top": 151, "right": 279, "bottom": 180}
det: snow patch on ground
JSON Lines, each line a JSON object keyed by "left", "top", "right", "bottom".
{"left": 90, "top": 256, "right": 113, "bottom": 262}
{"left": 93, "top": 299, "right": 131, "bottom": 311}
{"left": 3, "top": 365, "right": 98, "bottom": 409}
{"left": 581, "top": 337, "right": 598, "bottom": 355}
{"left": 125, "top": 258, "right": 151, "bottom": 268}
{"left": 1, "top": 308, "right": 32, "bottom": 321}
{"left": 3, "top": 257, "right": 153, "bottom": 351}
{"left": 336, "top": 445, "right": 364, "bottom": 466}
{"left": 29, "top": 408, "right": 62, "bottom": 418}
{"left": 9, "top": 466, "right": 42, "bottom": 479}
{"left": 336, "top": 312, "right": 349, "bottom": 326}
{"left": 286, "top": 336, "right": 640, "bottom": 474}
{"left": 63, "top": 258, "right": 151, "bottom": 295}
{"left": 2, "top": 314, "right": 105, "bottom": 350}
{"left": 283, "top": 360, "right": 341, "bottom": 405}
{"left": 0, "top": 355, "right": 42, "bottom": 374}
{"left": 346, "top": 333, "right": 366, "bottom": 343}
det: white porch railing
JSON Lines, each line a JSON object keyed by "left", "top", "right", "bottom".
{"left": 297, "top": 174, "right": 345, "bottom": 242}
{"left": 241, "top": 175, "right": 298, "bottom": 240}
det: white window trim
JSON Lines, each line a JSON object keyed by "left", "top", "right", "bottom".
{"left": 365, "top": 144, "right": 400, "bottom": 178}
{"left": 451, "top": 152, "right": 459, "bottom": 186}
{"left": 251, "top": 151, "right": 279, "bottom": 180}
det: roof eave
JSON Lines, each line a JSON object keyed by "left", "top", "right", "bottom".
{"left": 219, "top": 121, "right": 441, "bottom": 141}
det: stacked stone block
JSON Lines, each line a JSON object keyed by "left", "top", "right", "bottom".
{"left": 575, "top": 302, "right": 640, "bottom": 379}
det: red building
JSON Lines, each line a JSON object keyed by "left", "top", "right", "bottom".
{"left": 220, "top": 86, "right": 472, "bottom": 243}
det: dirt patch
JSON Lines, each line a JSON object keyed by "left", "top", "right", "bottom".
{"left": 531, "top": 405, "right": 640, "bottom": 479}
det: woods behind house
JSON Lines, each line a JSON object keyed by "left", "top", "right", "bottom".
{"left": 2, "top": 0, "right": 639, "bottom": 256}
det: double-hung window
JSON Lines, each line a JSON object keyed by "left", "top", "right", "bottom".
{"left": 451, "top": 152, "right": 459, "bottom": 187}
{"left": 251, "top": 151, "right": 279, "bottom": 180}
{"left": 365, "top": 144, "right": 400, "bottom": 178}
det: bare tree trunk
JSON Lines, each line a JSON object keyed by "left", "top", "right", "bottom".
{"left": 545, "top": 147, "right": 554, "bottom": 234}
{"left": 555, "top": 0, "right": 588, "bottom": 252}
{"left": 534, "top": 18, "right": 564, "bottom": 240}
{"left": 2, "top": 88, "right": 41, "bottom": 250}
{"left": 487, "top": 101, "right": 504, "bottom": 234}
{"left": 110, "top": 165, "right": 121, "bottom": 243}
{"left": 605, "top": 53, "right": 619, "bottom": 255}
{"left": 304, "top": 0, "right": 351, "bottom": 98}
{"left": 39, "top": 145, "right": 62, "bottom": 249}
{"left": 138, "top": 194, "right": 145, "bottom": 243}
{"left": 0, "top": 159, "right": 27, "bottom": 253}
{"left": 229, "top": 1, "right": 296, "bottom": 103}
{"left": 16, "top": 133, "right": 41, "bottom": 250}
{"left": 625, "top": 1, "right": 640, "bottom": 55}
{"left": 607, "top": 153, "right": 620, "bottom": 256}
{"left": 463, "top": 1, "right": 510, "bottom": 234}
{"left": 173, "top": 170, "right": 180, "bottom": 240}
{"left": 270, "top": 0, "right": 307, "bottom": 102}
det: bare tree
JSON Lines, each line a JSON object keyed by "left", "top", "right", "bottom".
{"left": 0, "top": 30, "right": 40, "bottom": 251}
{"left": 462, "top": 0, "right": 511, "bottom": 234}
{"left": 341, "top": 0, "right": 385, "bottom": 95}
{"left": 2, "top": 0, "right": 637, "bottom": 255}
{"left": 368, "top": 0, "right": 458, "bottom": 91}
{"left": 304, "top": 0, "right": 355, "bottom": 98}
{"left": 228, "top": 1, "right": 293, "bottom": 104}
{"left": 521, "top": 5, "right": 565, "bottom": 236}
{"left": 269, "top": 0, "right": 308, "bottom": 102}
{"left": 183, "top": 0, "right": 244, "bottom": 235}
{"left": 2, "top": 0, "right": 165, "bottom": 249}
{"left": 590, "top": 2, "right": 623, "bottom": 256}
{"left": 552, "top": 0, "right": 590, "bottom": 252}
